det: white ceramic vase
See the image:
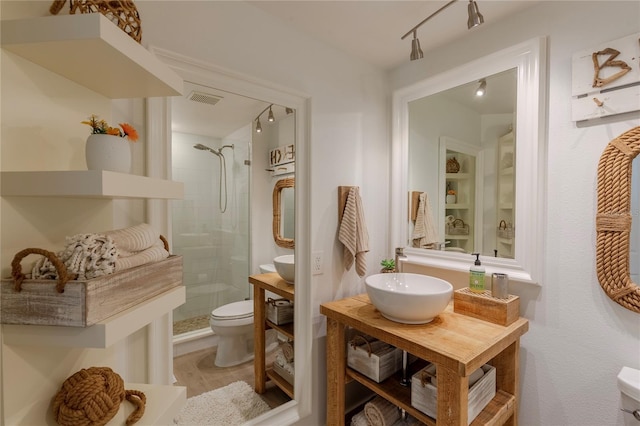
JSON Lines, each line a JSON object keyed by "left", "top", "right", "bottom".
{"left": 446, "top": 194, "right": 456, "bottom": 204}
{"left": 85, "top": 134, "right": 132, "bottom": 174}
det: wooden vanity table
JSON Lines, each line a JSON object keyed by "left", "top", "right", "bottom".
{"left": 320, "top": 294, "right": 529, "bottom": 426}
{"left": 249, "top": 272, "right": 295, "bottom": 398}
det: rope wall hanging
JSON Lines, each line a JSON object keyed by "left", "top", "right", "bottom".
{"left": 52, "top": 367, "right": 146, "bottom": 426}
{"left": 596, "top": 126, "right": 640, "bottom": 313}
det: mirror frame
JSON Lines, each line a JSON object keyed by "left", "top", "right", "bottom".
{"left": 273, "top": 177, "right": 295, "bottom": 249}
{"left": 147, "top": 47, "right": 312, "bottom": 424}
{"left": 596, "top": 126, "right": 640, "bottom": 313}
{"left": 391, "top": 37, "right": 547, "bottom": 284}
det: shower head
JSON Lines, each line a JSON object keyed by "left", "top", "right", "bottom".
{"left": 193, "top": 143, "right": 221, "bottom": 156}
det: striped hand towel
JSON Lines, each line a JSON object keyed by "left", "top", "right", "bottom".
{"left": 338, "top": 187, "right": 369, "bottom": 277}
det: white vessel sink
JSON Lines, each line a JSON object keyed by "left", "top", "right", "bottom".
{"left": 365, "top": 273, "right": 453, "bottom": 324}
{"left": 273, "top": 255, "right": 295, "bottom": 284}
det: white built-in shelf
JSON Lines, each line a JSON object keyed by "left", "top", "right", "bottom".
{"left": 445, "top": 203, "right": 470, "bottom": 209}
{"left": 7, "top": 382, "right": 186, "bottom": 426}
{"left": 1, "top": 170, "right": 184, "bottom": 199}
{"left": 500, "top": 166, "right": 514, "bottom": 175}
{"left": 1, "top": 13, "right": 183, "bottom": 99}
{"left": 445, "top": 172, "right": 471, "bottom": 180}
{"left": 2, "top": 286, "right": 185, "bottom": 348}
{"left": 445, "top": 235, "right": 470, "bottom": 240}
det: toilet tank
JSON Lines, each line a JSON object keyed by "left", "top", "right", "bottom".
{"left": 618, "top": 366, "right": 640, "bottom": 424}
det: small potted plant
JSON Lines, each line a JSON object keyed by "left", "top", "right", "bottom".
{"left": 380, "top": 259, "right": 396, "bottom": 273}
{"left": 82, "top": 114, "right": 139, "bottom": 174}
{"left": 446, "top": 188, "right": 457, "bottom": 204}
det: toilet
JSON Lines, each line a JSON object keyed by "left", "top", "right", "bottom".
{"left": 208, "top": 263, "right": 278, "bottom": 367}
{"left": 210, "top": 300, "right": 255, "bottom": 367}
{"left": 618, "top": 366, "right": 640, "bottom": 425}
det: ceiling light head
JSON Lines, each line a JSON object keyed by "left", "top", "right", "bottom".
{"left": 285, "top": 107, "right": 294, "bottom": 115}
{"left": 255, "top": 118, "right": 262, "bottom": 133}
{"left": 475, "top": 79, "right": 486, "bottom": 97}
{"left": 410, "top": 31, "right": 424, "bottom": 61}
{"left": 467, "top": 0, "right": 484, "bottom": 29}
{"left": 268, "top": 105, "right": 275, "bottom": 122}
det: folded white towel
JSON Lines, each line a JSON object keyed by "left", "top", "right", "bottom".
{"left": 338, "top": 187, "right": 370, "bottom": 277}
{"left": 114, "top": 240, "right": 169, "bottom": 271}
{"left": 412, "top": 192, "right": 439, "bottom": 248}
{"left": 103, "top": 223, "right": 160, "bottom": 256}
{"left": 30, "top": 224, "right": 168, "bottom": 280}
{"left": 31, "top": 233, "right": 117, "bottom": 280}
{"left": 364, "top": 396, "right": 401, "bottom": 426}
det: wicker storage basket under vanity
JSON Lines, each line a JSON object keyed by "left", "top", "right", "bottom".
{"left": 1, "top": 247, "right": 182, "bottom": 327}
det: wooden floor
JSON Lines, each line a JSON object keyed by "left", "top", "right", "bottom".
{"left": 173, "top": 346, "right": 291, "bottom": 409}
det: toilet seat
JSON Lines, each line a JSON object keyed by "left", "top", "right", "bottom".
{"left": 211, "top": 300, "right": 253, "bottom": 321}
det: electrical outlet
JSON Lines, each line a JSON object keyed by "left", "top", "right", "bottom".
{"left": 312, "top": 251, "right": 323, "bottom": 275}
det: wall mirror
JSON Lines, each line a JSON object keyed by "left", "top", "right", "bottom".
{"left": 274, "top": 177, "right": 295, "bottom": 248}
{"left": 596, "top": 126, "right": 640, "bottom": 313}
{"left": 149, "top": 47, "right": 312, "bottom": 424}
{"left": 391, "top": 37, "right": 546, "bottom": 284}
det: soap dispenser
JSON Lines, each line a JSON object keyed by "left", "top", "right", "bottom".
{"left": 469, "top": 253, "right": 485, "bottom": 293}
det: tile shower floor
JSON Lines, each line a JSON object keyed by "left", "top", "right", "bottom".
{"left": 173, "top": 315, "right": 209, "bottom": 335}
{"left": 173, "top": 346, "right": 291, "bottom": 409}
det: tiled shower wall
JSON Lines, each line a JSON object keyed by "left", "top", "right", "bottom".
{"left": 171, "top": 127, "right": 251, "bottom": 327}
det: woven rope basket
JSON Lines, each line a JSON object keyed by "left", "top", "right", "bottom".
{"left": 49, "top": 0, "right": 142, "bottom": 43}
{"left": 596, "top": 126, "right": 640, "bottom": 313}
{"left": 52, "top": 367, "right": 145, "bottom": 426}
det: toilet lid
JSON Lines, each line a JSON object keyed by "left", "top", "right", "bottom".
{"left": 211, "top": 300, "right": 254, "bottom": 320}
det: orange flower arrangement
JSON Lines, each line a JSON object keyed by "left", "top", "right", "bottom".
{"left": 82, "top": 114, "right": 139, "bottom": 142}
{"left": 447, "top": 189, "right": 457, "bottom": 195}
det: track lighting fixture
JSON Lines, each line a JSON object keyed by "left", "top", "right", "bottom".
{"left": 475, "top": 79, "right": 486, "bottom": 97}
{"left": 254, "top": 104, "right": 293, "bottom": 133}
{"left": 401, "top": 0, "right": 484, "bottom": 62}
{"left": 410, "top": 31, "right": 424, "bottom": 61}
{"left": 467, "top": 0, "right": 484, "bottom": 29}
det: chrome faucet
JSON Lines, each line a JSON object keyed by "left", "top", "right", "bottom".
{"left": 395, "top": 247, "right": 406, "bottom": 273}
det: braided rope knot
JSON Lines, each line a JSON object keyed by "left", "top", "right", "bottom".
{"left": 52, "top": 367, "right": 145, "bottom": 426}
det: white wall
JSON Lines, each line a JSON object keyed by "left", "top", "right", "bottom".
{"left": 391, "top": 2, "right": 640, "bottom": 425}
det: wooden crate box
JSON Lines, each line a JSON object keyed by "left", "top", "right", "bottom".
{"left": 411, "top": 363, "right": 496, "bottom": 424}
{"left": 273, "top": 361, "right": 294, "bottom": 385}
{"left": 347, "top": 335, "right": 406, "bottom": 383}
{"left": 453, "top": 288, "right": 520, "bottom": 326}
{"left": 266, "top": 297, "right": 293, "bottom": 325}
{"left": 1, "top": 255, "right": 183, "bottom": 327}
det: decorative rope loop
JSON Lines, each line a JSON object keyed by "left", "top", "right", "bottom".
{"left": 596, "top": 126, "right": 640, "bottom": 313}
{"left": 52, "top": 367, "right": 145, "bottom": 426}
{"left": 10, "top": 248, "right": 75, "bottom": 293}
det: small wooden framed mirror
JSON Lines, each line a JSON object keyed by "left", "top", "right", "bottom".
{"left": 596, "top": 126, "right": 640, "bottom": 313}
{"left": 273, "top": 177, "right": 295, "bottom": 249}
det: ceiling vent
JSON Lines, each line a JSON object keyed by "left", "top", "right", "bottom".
{"left": 187, "top": 91, "right": 223, "bottom": 106}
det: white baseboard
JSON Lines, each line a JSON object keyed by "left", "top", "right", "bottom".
{"left": 173, "top": 328, "right": 218, "bottom": 357}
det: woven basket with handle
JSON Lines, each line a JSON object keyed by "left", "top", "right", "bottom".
{"left": 49, "top": 0, "right": 142, "bottom": 43}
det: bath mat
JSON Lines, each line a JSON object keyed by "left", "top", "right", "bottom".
{"left": 174, "top": 381, "right": 270, "bottom": 425}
